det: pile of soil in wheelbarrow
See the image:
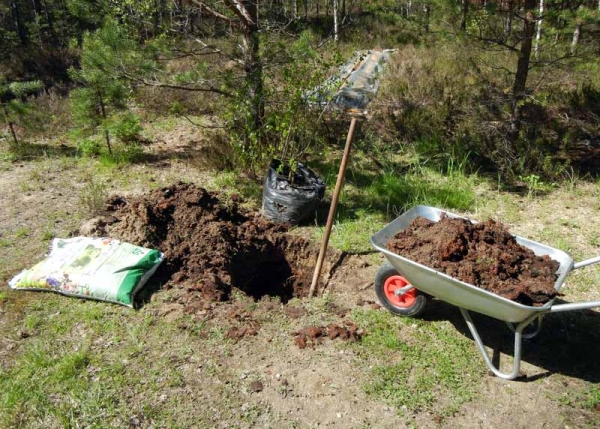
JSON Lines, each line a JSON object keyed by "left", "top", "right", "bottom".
{"left": 83, "top": 183, "right": 334, "bottom": 307}
{"left": 386, "top": 215, "right": 560, "bottom": 306}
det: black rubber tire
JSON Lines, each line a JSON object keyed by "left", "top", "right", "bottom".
{"left": 375, "top": 263, "right": 427, "bottom": 317}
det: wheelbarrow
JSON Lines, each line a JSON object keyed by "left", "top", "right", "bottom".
{"left": 370, "top": 205, "right": 600, "bottom": 380}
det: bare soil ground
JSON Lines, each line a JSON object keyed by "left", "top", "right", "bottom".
{"left": 84, "top": 182, "right": 335, "bottom": 308}
{"left": 1, "top": 125, "right": 600, "bottom": 428}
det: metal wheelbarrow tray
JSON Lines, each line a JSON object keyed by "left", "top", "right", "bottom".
{"left": 371, "top": 205, "right": 600, "bottom": 379}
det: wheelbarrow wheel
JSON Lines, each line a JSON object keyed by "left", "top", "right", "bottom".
{"left": 375, "top": 263, "right": 427, "bottom": 317}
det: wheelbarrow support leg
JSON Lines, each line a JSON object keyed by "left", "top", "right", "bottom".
{"left": 460, "top": 308, "right": 540, "bottom": 380}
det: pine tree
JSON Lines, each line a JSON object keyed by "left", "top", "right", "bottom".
{"left": 68, "top": 20, "right": 139, "bottom": 155}
{"left": 0, "top": 77, "right": 43, "bottom": 149}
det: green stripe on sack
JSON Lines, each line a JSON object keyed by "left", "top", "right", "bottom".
{"left": 116, "top": 250, "right": 162, "bottom": 305}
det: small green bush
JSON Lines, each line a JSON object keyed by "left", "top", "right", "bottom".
{"left": 79, "top": 176, "right": 108, "bottom": 216}
{"left": 110, "top": 112, "right": 142, "bottom": 143}
{"left": 77, "top": 138, "right": 102, "bottom": 157}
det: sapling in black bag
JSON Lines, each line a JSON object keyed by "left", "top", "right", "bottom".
{"left": 262, "top": 159, "right": 325, "bottom": 224}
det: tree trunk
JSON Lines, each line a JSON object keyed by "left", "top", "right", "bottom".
{"left": 571, "top": 22, "right": 581, "bottom": 55}
{"left": 333, "top": 0, "right": 338, "bottom": 41}
{"left": 228, "top": 0, "right": 264, "bottom": 151}
{"left": 98, "top": 94, "right": 113, "bottom": 156}
{"left": 160, "top": 0, "right": 166, "bottom": 28}
{"left": 30, "top": 0, "right": 42, "bottom": 43}
{"left": 534, "top": 0, "right": 543, "bottom": 59}
{"left": 504, "top": 0, "right": 513, "bottom": 39}
{"left": 3, "top": 104, "right": 19, "bottom": 149}
{"left": 190, "top": 10, "right": 196, "bottom": 34}
{"left": 243, "top": 29, "right": 264, "bottom": 146}
{"left": 39, "top": 0, "right": 57, "bottom": 43}
{"left": 509, "top": 0, "right": 537, "bottom": 144}
{"left": 460, "top": 0, "right": 469, "bottom": 32}
{"left": 423, "top": 4, "right": 430, "bottom": 33}
{"left": 10, "top": 0, "right": 27, "bottom": 45}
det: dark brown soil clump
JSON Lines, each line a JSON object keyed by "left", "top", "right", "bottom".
{"left": 225, "top": 307, "right": 261, "bottom": 341}
{"left": 293, "top": 321, "right": 363, "bottom": 349}
{"left": 386, "top": 215, "right": 560, "bottom": 306}
{"left": 91, "top": 183, "right": 329, "bottom": 308}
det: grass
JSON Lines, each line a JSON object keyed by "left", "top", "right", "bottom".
{"left": 0, "top": 297, "right": 244, "bottom": 428}
{"left": 311, "top": 148, "right": 478, "bottom": 253}
{"left": 552, "top": 382, "right": 600, "bottom": 426}
{"left": 351, "top": 308, "right": 484, "bottom": 418}
{"left": 585, "top": 386, "right": 600, "bottom": 410}
{"left": 79, "top": 175, "right": 108, "bottom": 217}
{"left": 0, "top": 330, "right": 122, "bottom": 427}
{"left": 15, "top": 228, "right": 29, "bottom": 239}
{"left": 212, "top": 171, "right": 262, "bottom": 205}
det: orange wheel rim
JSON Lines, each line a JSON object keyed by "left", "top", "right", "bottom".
{"left": 384, "top": 275, "right": 417, "bottom": 308}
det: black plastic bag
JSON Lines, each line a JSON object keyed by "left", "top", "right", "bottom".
{"left": 262, "top": 159, "right": 326, "bottom": 224}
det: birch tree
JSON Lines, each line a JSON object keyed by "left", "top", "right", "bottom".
{"left": 508, "top": 0, "right": 537, "bottom": 145}
{"left": 533, "top": 0, "right": 543, "bottom": 59}
{"left": 333, "top": 0, "right": 339, "bottom": 41}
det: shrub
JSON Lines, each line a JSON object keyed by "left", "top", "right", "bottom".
{"left": 110, "top": 112, "right": 142, "bottom": 143}
{"left": 77, "top": 137, "right": 102, "bottom": 157}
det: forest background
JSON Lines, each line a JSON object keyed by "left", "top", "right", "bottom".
{"left": 1, "top": 0, "right": 599, "bottom": 182}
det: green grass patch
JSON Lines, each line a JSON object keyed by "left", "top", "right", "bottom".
{"left": 314, "top": 209, "right": 383, "bottom": 253}
{"left": 41, "top": 230, "right": 55, "bottom": 241}
{"left": 0, "top": 295, "right": 244, "bottom": 428}
{"left": 0, "top": 341, "right": 122, "bottom": 427}
{"left": 351, "top": 309, "right": 484, "bottom": 417}
{"left": 98, "top": 143, "right": 145, "bottom": 166}
{"left": 552, "top": 382, "right": 600, "bottom": 426}
{"left": 79, "top": 175, "right": 108, "bottom": 217}
{"left": 584, "top": 386, "right": 600, "bottom": 410}
{"left": 311, "top": 150, "right": 478, "bottom": 253}
{"left": 365, "top": 167, "right": 476, "bottom": 216}
{"left": 212, "top": 171, "right": 262, "bottom": 205}
{"left": 15, "top": 228, "right": 29, "bottom": 239}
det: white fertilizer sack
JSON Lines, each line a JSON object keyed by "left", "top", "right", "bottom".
{"left": 8, "top": 237, "right": 163, "bottom": 307}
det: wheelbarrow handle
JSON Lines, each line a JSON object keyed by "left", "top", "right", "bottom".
{"left": 573, "top": 256, "right": 600, "bottom": 270}
{"left": 550, "top": 300, "right": 600, "bottom": 313}
{"left": 552, "top": 257, "right": 600, "bottom": 312}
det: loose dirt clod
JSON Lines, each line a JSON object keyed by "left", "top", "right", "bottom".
{"left": 226, "top": 326, "right": 259, "bottom": 341}
{"left": 293, "top": 322, "right": 363, "bottom": 349}
{"left": 284, "top": 305, "right": 307, "bottom": 319}
{"left": 225, "top": 308, "right": 261, "bottom": 341}
{"left": 386, "top": 215, "right": 559, "bottom": 306}
{"left": 249, "top": 381, "right": 264, "bottom": 393}
{"left": 88, "top": 183, "right": 332, "bottom": 310}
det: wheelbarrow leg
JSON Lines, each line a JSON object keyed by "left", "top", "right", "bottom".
{"left": 506, "top": 315, "right": 544, "bottom": 340}
{"left": 460, "top": 308, "right": 540, "bottom": 380}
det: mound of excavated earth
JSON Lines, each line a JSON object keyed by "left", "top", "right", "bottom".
{"left": 386, "top": 215, "right": 559, "bottom": 306}
{"left": 83, "top": 183, "right": 334, "bottom": 308}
